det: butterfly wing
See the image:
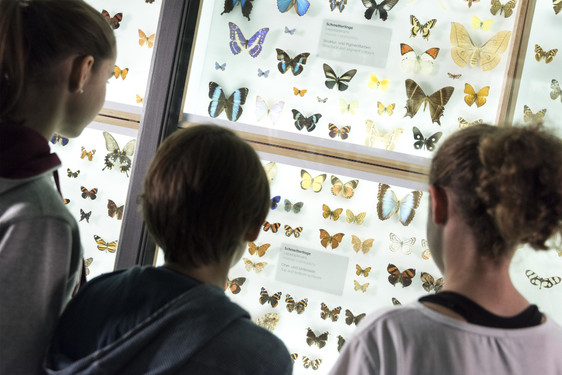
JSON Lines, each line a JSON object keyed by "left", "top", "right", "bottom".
{"left": 225, "top": 88, "right": 249, "bottom": 122}
{"left": 426, "top": 86, "right": 455, "bottom": 125}
{"left": 555, "top": 0, "right": 562, "bottom": 14}
{"left": 377, "top": 184, "right": 399, "bottom": 221}
{"left": 255, "top": 96, "right": 270, "bottom": 121}
{"left": 323, "top": 63, "right": 338, "bottom": 90}
{"left": 404, "top": 79, "right": 427, "bottom": 120}
{"left": 551, "top": 79, "right": 561, "bottom": 100}
{"left": 479, "top": 30, "right": 511, "bottom": 71}
{"left": 337, "top": 70, "right": 358, "bottom": 91}
{"left": 398, "top": 190, "right": 423, "bottom": 225}
{"left": 450, "top": 22, "right": 479, "bottom": 68}
{"left": 208, "top": 82, "right": 227, "bottom": 118}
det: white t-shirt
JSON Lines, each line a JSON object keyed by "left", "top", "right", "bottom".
{"left": 329, "top": 302, "right": 562, "bottom": 375}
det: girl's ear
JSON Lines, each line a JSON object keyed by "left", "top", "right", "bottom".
{"left": 69, "top": 55, "right": 94, "bottom": 93}
{"left": 429, "top": 184, "right": 448, "bottom": 225}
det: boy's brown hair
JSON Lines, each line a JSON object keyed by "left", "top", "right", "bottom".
{"left": 142, "top": 124, "right": 270, "bottom": 268}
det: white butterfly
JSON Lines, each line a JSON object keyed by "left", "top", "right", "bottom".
{"left": 339, "top": 98, "right": 359, "bottom": 115}
{"left": 255, "top": 96, "right": 285, "bottom": 125}
{"left": 389, "top": 233, "right": 416, "bottom": 254}
{"left": 400, "top": 43, "right": 440, "bottom": 75}
{"left": 376, "top": 183, "right": 423, "bottom": 226}
{"left": 551, "top": 79, "right": 562, "bottom": 101}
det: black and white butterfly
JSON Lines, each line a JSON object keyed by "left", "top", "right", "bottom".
{"left": 412, "top": 126, "right": 442, "bottom": 151}
{"left": 323, "top": 63, "right": 357, "bottom": 91}
{"left": 292, "top": 109, "right": 322, "bottom": 132}
{"left": 525, "top": 270, "right": 561, "bottom": 289}
{"left": 361, "top": 0, "right": 399, "bottom": 21}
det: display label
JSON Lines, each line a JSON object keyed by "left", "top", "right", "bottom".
{"left": 275, "top": 243, "right": 349, "bottom": 295}
{"left": 318, "top": 20, "right": 392, "bottom": 68}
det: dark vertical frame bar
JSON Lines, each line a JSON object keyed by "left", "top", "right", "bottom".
{"left": 115, "top": 0, "right": 202, "bottom": 269}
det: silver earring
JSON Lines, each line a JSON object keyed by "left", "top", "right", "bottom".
{"left": 79, "top": 89, "right": 84, "bottom": 94}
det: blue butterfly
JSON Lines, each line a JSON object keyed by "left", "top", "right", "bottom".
{"left": 50, "top": 134, "right": 69, "bottom": 146}
{"left": 228, "top": 22, "right": 269, "bottom": 58}
{"left": 330, "top": 0, "right": 347, "bottom": 12}
{"left": 277, "top": 0, "right": 310, "bottom": 16}
{"left": 208, "top": 82, "right": 249, "bottom": 122}
{"left": 276, "top": 49, "right": 310, "bottom": 76}
{"left": 292, "top": 109, "right": 321, "bottom": 132}
{"left": 376, "top": 184, "right": 423, "bottom": 226}
{"left": 258, "top": 68, "right": 270, "bottom": 78}
{"left": 215, "top": 62, "right": 226, "bottom": 71}
{"left": 271, "top": 195, "right": 281, "bottom": 209}
{"left": 221, "top": 0, "right": 253, "bottom": 21}
{"left": 284, "top": 26, "right": 296, "bottom": 35}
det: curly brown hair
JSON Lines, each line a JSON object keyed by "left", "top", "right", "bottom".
{"left": 430, "top": 124, "right": 562, "bottom": 260}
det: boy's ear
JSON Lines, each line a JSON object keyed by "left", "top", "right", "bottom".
{"left": 429, "top": 185, "right": 448, "bottom": 225}
{"left": 69, "top": 55, "right": 95, "bottom": 93}
{"left": 245, "top": 224, "right": 261, "bottom": 242}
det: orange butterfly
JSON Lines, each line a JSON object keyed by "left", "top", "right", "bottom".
{"left": 293, "top": 87, "right": 307, "bottom": 96}
{"left": 101, "top": 10, "right": 122, "bottom": 29}
{"left": 80, "top": 186, "right": 98, "bottom": 200}
{"left": 259, "top": 287, "right": 282, "bottom": 307}
{"left": 248, "top": 242, "right": 270, "bottom": 257}
{"left": 387, "top": 264, "right": 416, "bottom": 287}
{"left": 262, "top": 221, "right": 280, "bottom": 233}
{"left": 319, "top": 229, "right": 344, "bottom": 249}
{"left": 138, "top": 29, "right": 156, "bottom": 48}
{"left": 114, "top": 65, "right": 129, "bottom": 80}
{"left": 320, "top": 302, "right": 342, "bottom": 322}
{"left": 94, "top": 235, "right": 118, "bottom": 253}
{"left": 80, "top": 146, "right": 96, "bottom": 161}
{"left": 225, "top": 277, "right": 246, "bottom": 294}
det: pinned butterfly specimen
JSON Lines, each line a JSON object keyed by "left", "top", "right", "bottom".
{"left": 490, "top": 0, "right": 516, "bottom": 17}
{"left": 277, "top": 0, "right": 311, "bottom": 16}
{"left": 555, "top": 0, "right": 562, "bottom": 14}
{"left": 255, "top": 96, "right": 284, "bottom": 125}
{"left": 404, "top": 79, "right": 454, "bottom": 126}
{"left": 448, "top": 73, "right": 462, "bottom": 79}
{"left": 464, "top": 84, "right": 490, "bottom": 107}
{"left": 361, "top": 0, "right": 399, "bottom": 21}
{"left": 377, "top": 183, "right": 423, "bottom": 226}
{"left": 215, "top": 61, "right": 226, "bottom": 71}
{"left": 80, "top": 186, "right": 97, "bottom": 200}
{"left": 322, "top": 204, "right": 343, "bottom": 221}
{"left": 293, "top": 87, "right": 307, "bottom": 97}
{"left": 345, "top": 309, "right": 366, "bottom": 326}
{"left": 302, "top": 357, "right": 322, "bottom": 370}
{"left": 450, "top": 23, "right": 511, "bottom": 71}
{"left": 365, "top": 120, "right": 403, "bottom": 151}
{"left": 264, "top": 162, "right": 277, "bottom": 183}
{"left": 525, "top": 270, "right": 561, "bottom": 289}
{"left": 291, "top": 353, "right": 299, "bottom": 363}
{"left": 67, "top": 169, "right": 80, "bottom": 178}
{"left": 392, "top": 297, "right": 402, "bottom": 306}
{"left": 368, "top": 74, "right": 389, "bottom": 91}
{"left": 323, "top": 64, "right": 357, "bottom": 91}
{"left": 79, "top": 209, "right": 91, "bottom": 223}
{"left": 458, "top": 117, "right": 483, "bottom": 128}
{"left": 271, "top": 195, "right": 281, "bottom": 209}
{"left": 328, "top": 124, "right": 351, "bottom": 140}
{"left": 225, "top": 277, "right": 246, "bottom": 294}
{"left": 377, "top": 102, "right": 395, "bottom": 116}
{"left": 320, "top": 303, "right": 342, "bottom": 322}
{"left": 80, "top": 147, "right": 96, "bottom": 161}
{"left": 523, "top": 105, "right": 546, "bottom": 124}
{"left": 114, "top": 65, "right": 128, "bottom": 79}
{"left": 331, "top": 176, "right": 358, "bottom": 199}
{"left": 248, "top": 242, "right": 270, "bottom": 257}
{"left": 284, "top": 26, "right": 296, "bottom": 35}
{"left": 50, "top": 134, "right": 69, "bottom": 146}
{"left": 276, "top": 49, "right": 310, "bottom": 76}
{"left": 301, "top": 170, "right": 326, "bottom": 192}
{"left": 284, "top": 200, "right": 304, "bottom": 213}
{"left": 243, "top": 258, "right": 268, "bottom": 273}
{"left": 330, "top": 0, "right": 347, "bottom": 12}
{"left": 259, "top": 287, "right": 282, "bottom": 307}
{"left": 465, "top": 0, "right": 480, "bottom": 7}
{"left": 107, "top": 199, "right": 124, "bottom": 220}
{"left": 421, "top": 239, "right": 432, "bottom": 259}
{"left": 410, "top": 15, "right": 436, "bottom": 39}
{"left": 351, "top": 235, "right": 374, "bottom": 254}
{"left": 471, "top": 16, "right": 493, "bottom": 31}
{"left": 389, "top": 233, "right": 415, "bottom": 254}
{"left": 255, "top": 313, "right": 280, "bottom": 331}
{"left": 284, "top": 225, "right": 302, "bottom": 238}
{"left": 138, "top": 29, "right": 155, "bottom": 48}
{"left": 221, "top": 0, "right": 253, "bottom": 21}
{"left": 101, "top": 10, "right": 122, "bottom": 29}
{"left": 102, "top": 132, "right": 136, "bottom": 176}
{"left": 319, "top": 229, "right": 345, "bottom": 249}
{"left": 257, "top": 68, "right": 270, "bottom": 78}
{"left": 354, "top": 280, "right": 369, "bottom": 292}
{"left": 94, "top": 235, "right": 118, "bottom": 253}
{"left": 346, "top": 210, "right": 366, "bottom": 225}
{"left": 286, "top": 294, "right": 308, "bottom": 313}
{"left": 136, "top": 95, "right": 144, "bottom": 103}
{"left": 306, "top": 328, "right": 329, "bottom": 349}
{"left": 292, "top": 110, "right": 321, "bottom": 132}
{"left": 420, "top": 272, "right": 444, "bottom": 293}
{"left": 228, "top": 22, "right": 269, "bottom": 58}
{"left": 339, "top": 99, "right": 358, "bottom": 115}
{"left": 412, "top": 126, "right": 443, "bottom": 152}
{"left": 551, "top": 79, "right": 562, "bottom": 101}
{"left": 337, "top": 335, "right": 346, "bottom": 352}
{"left": 535, "top": 45, "right": 558, "bottom": 64}
{"left": 63, "top": 198, "right": 70, "bottom": 205}
{"left": 208, "top": 82, "right": 248, "bottom": 122}
{"left": 84, "top": 257, "right": 93, "bottom": 276}
{"left": 387, "top": 264, "right": 416, "bottom": 287}
{"left": 400, "top": 44, "right": 440, "bottom": 75}
{"left": 356, "top": 264, "right": 371, "bottom": 277}
{"left": 262, "top": 221, "right": 281, "bottom": 233}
